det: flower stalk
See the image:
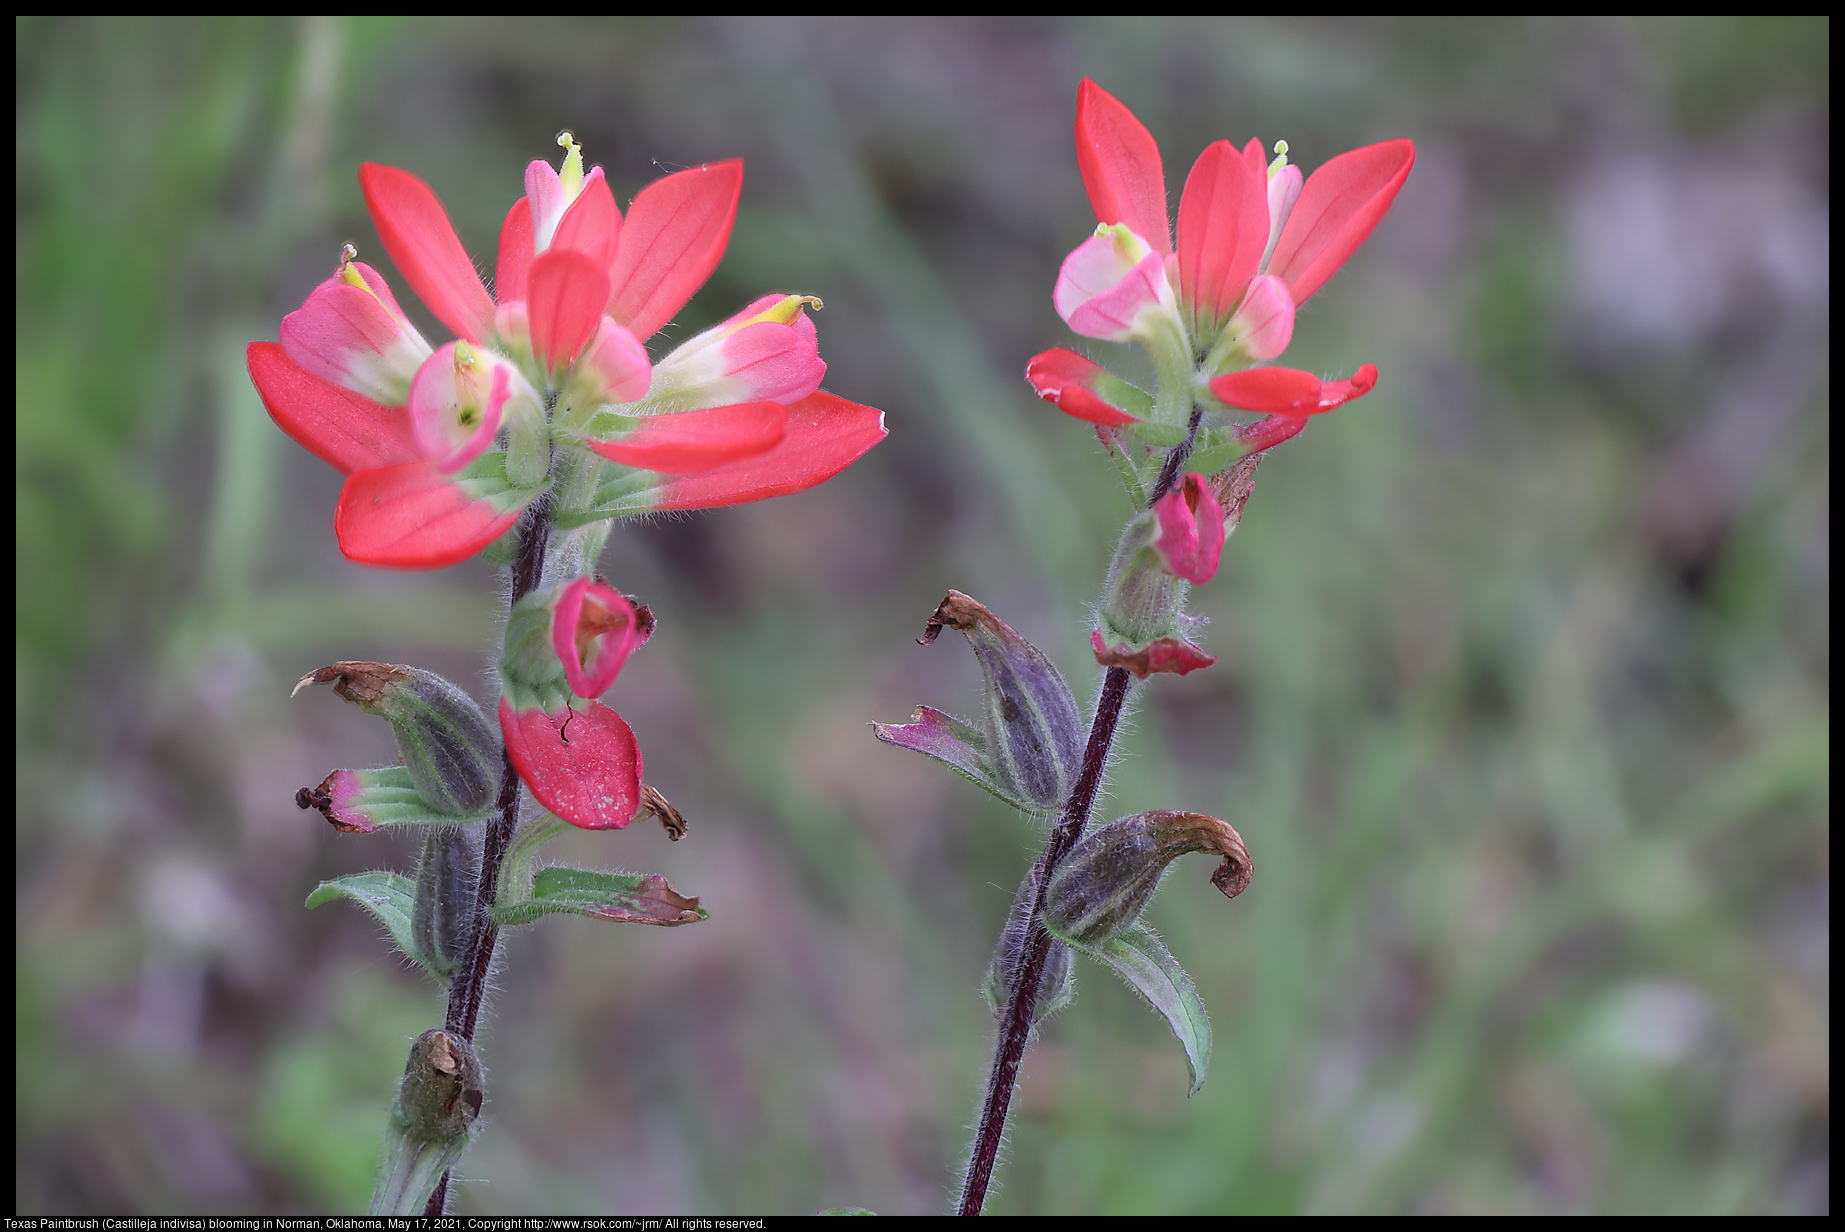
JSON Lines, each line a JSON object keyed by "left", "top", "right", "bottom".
{"left": 957, "top": 419, "right": 1195, "bottom": 1217}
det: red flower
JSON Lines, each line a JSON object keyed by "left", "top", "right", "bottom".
{"left": 1030, "top": 80, "right": 1411, "bottom": 446}
{"left": 250, "top": 136, "right": 885, "bottom": 568}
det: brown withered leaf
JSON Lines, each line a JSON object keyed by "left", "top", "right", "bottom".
{"left": 635, "top": 784, "right": 689, "bottom": 840}
{"left": 1145, "top": 809, "right": 1253, "bottom": 899}
{"left": 291, "top": 661, "right": 409, "bottom": 706}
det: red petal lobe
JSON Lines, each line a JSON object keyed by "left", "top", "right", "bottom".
{"left": 1177, "top": 140, "right": 1269, "bottom": 337}
{"left": 552, "top": 169, "right": 620, "bottom": 266}
{"left": 359, "top": 163, "right": 497, "bottom": 343}
{"left": 247, "top": 342, "right": 420, "bottom": 475}
{"left": 528, "top": 249, "right": 611, "bottom": 371}
{"left": 657, "top": 391, "right": 886, "bottom": 510}
{"left": 500, "top": 697, "right": 642, "bottom": 830}
{"left": 1267, "top": 139, "right": 1415, "bottom": 305}
{"left": 496, "top": 197, "right": 533, "bottom": 305}
{"left": 585, "top": 401, "right": 787, "bottom": 474}
{"left": 334, "top": 461, "right": 529, "bottom": 569}
{"left": 606, "top": 161, "right": 743, "bottom": 341}
{"left": 1075, "top": 79, "right": 1171, "bottom": 256}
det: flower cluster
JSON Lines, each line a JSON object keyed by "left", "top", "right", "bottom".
{"left": 251, "top": 134, "right": 884, "bottom": 570}
{"left": 1025, "top": 80, "right": 1412, "bottom": 673}
{"left": 259, "top": 136, "right": 887, "bottom": 830}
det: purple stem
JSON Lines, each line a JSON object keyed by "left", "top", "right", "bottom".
{"left": 956, "top": 407, "right": 1202, "bottom": 1216}
{"left": 423, "top": 493, "right": 552, "bottom": 1216}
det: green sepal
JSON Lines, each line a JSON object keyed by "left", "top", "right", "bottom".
{"left": 299, "top": 765, "right": 497, "bottom": 832}
{"left": 411, "top": 826, "right": 479, "bottom": 982}
{"left": 499, "top": 591, "right": 570, "bottom": 705}
{"left": 1123, "top": 418, "right": 1187, "bottom": 448}
{"left": 371, "top": 1029, "right": 482, "bottom": 1214}
{"left": 496, "top": 812, "right": 570, "bottom": 905}
{"left": 554, "top": 463, "right": 671, "bottom": 526}
{"left": 1093, "top": 371, "right": 1155, "bottom": 419}
{"left": 1182, "top": 428, "right": 1252, "bottom": 480}
{"left": 1096, "top": 426, "right": 1151, "bottom": 508}
{"left": 1071, "top": 921, "right": 1211, "bottom": 1096}
{"left": 479, "top": 525, "right": 519, "bottom": 564}
{"left": 449, "top": 448, "right": 551, "bottom": 522}
{"left": 305, "top": 871, "right": 449, "bottom": 986}
{"left": 493, "top": 866, "right": 707, "bottom": 928}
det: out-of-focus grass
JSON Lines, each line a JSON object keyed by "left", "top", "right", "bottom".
{"left": 17, "top": 15, "right": 1827, "bottom": 1215}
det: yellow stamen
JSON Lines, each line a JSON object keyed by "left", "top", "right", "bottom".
{"left": 741, "top": 294, "right": 824, "bottom": 329}
{"left": 557, "top": 130, "right": 584, "bottom": 201}
{"left": 1267, "top": 140, "right": 1291, "bottom": 180}
{"left": 336, "top": 242, "right": 389, "bottom": 307}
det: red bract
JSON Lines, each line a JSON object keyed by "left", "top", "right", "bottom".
{"left": 250, "top": 137, "right": 886, "bottom": 568}
{"left": 1024, "top": 349, "right": 1147, "bottom": 426}
{"left": 1090, "top": 630, "right": 1217, "bottom": 679}
{"left": 499, "top": 696, "right": 643, "bottom": 831}
{"left": 1211, "top": 363, "right": 1378, "bottom": 415}
{"left": 1072, "top": 78, "right": 1414, "bottom": 342}
{"left": 1151, "top": 473, "right": 1225, "bottom": 586}
{"left": 550, "top": 577, "right": 649, "bottom": 699}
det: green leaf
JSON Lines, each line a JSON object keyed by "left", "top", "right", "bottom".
{"left": 492, "top": 866, "right": 708, "bottom": 928}
{"left": 496, "top": 812, "right": 570, "bottom": 906}
{"left": 1085, "top": 921, "right": 1211, "bottom": 1096}
{"left": 306, "top": 872, "right": 446, "bottom": 986}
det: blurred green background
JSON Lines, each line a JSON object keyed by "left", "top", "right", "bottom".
{"left": 16, "top": 16, "right": 1828, "bottom": 1216}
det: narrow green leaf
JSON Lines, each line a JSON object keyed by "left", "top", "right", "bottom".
{"left": 492, "top": 866, "right": 707, "bottom": 928}
{"left": 496, "top": 812, "right": 570, "bottom": 906}
{"left": 1087, "top": 921, "right": 1211, "bottom": 1095}
{"left": 305, "top": 871, "right": 446, "bottom": 986}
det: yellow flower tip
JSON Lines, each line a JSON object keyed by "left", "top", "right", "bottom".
{"left": 1267, "top": 140, "right": 1291, "bottom": 179}
{"left": 453, "top": 341, "right": 477, "bottom": 372}
{"left": 336, "top": 242, "right": 389, "bottom": 305}
{"left": 557, "top": 129, "right": 585, "bottom": 199}
{"left": 746, "top": 293, "right": 825, "bottom": 328}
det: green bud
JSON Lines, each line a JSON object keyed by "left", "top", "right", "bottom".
{"left": 371, "top": 1029, "right": 483, "bottom": 1214}
{"left": 294, "top": 663, "right": 502, "bottom": 816}
{"left": 1096, "top": 511, "right": 1185, "bottom": 650}
{"left": 395, "top": 1028, "right": 483, "bottom": 1142}
{"left": 918, "top": 591, "right": 1085, "bottom": 812}
{"left": 412, "top": 826, "right": 480, "bottom": 980}
{"left": 1043, "top": 810, "right": 1253, "bottom": 949}
{"left": 982, "top": 862, "right": 1073, "bottom": 1023}
{"left": 498, "top": 592, "right": 567, "bottom": 709}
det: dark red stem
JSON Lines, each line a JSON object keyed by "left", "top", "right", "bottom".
{"left": 423, "top": 492, "right": 552, "bottom": 1216}
{"left": 956, "top": 406, "right": 1204, "bottom": 1215}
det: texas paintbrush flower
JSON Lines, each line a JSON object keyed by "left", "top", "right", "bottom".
{"left": 249, "top": 134, "right": 886, "bottom": 568}
{"left": 1027, "top": 78, "right": 1410, "bottom": 469}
